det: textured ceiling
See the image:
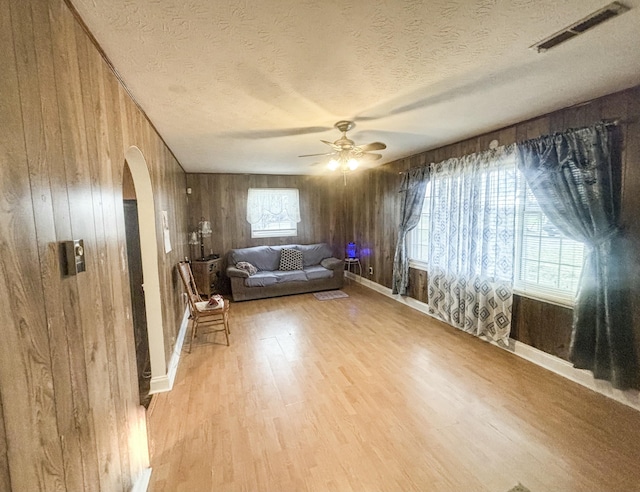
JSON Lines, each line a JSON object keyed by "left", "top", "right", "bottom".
{"left": 70, "top": 0, "right": 640, "bottom": 175}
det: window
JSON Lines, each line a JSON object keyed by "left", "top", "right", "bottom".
{"left": 408, "top": 164, "right": 586, "bottom": 306}
{"left": 514, "top": 185, "right": 585, "bottom": 305}
{"left": 407, "top": 181, "right": 432, "bottom": 270}
{"left": 246, "top": 188, "right": 300, "bottom": 238}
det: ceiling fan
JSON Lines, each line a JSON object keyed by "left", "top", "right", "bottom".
{"left": 299, "top": 120, "right": 386, "bottom": 182}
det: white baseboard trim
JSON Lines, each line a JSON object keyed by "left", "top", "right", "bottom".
{"left": 345, "top": 273, "right": 432, "bottom": 316}
{"left": 347, "top": 272, "right": 640, "bottom": 412}
{"left": 506, "top": 340, "right": 640, "bottom": 411}
{"left": 131, "top": 467, "right": 152, "bottom": 492}
{"left": 149, "top": 307, "right": 189, "bottom": 394}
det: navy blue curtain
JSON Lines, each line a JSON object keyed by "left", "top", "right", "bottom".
{"left": 392, "top": 167, "right": 429, "bottom": 295}
{"left": 517, "top": 123, "right": 637, "bottom": 389}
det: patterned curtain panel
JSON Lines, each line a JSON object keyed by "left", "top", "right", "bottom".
{"left": 427, "top": 145, "right": 517, "bottom": 344}
{"left": 517, "top": 123, "right": 637, "bottom": 389}
{"left": 392, "top": 167, "right": 429, "bottom": 295}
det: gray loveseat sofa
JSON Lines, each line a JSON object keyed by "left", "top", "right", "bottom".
{"left": 226, "top": 243, "right": 344, "bottom": 301}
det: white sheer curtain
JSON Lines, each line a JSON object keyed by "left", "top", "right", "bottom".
{"left": 246, "top": 188, "right": 300, "bottom": 225}
{"left": 427, "top": 145, "right": 518, "bottom": 344}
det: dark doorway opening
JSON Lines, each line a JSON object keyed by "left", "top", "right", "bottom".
{"left": 123, "top": 164, "right": 152, "bottom": 408}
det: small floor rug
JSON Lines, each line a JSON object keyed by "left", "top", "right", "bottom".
{"left": 507, "top": 484, "right": 531, "bottom": 492}
{"left": 313, "top": 290, "right": 349, "bottom": 301}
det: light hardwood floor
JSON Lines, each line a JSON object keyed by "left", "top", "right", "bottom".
{"left": 147, "top": 284, "right": 640, "bottom": 491}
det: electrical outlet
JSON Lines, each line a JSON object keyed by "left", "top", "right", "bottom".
{"left": 368, "top": 266, "right": 374, "bottom": 275}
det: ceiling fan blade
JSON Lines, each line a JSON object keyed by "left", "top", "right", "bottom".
{"left": 223, "top": 126, "right": 331, "bottom": 139}
{"left": 359, "top": 153, "right": 383, "bottom": 161}
{"left": 357, "top": 142, "right": 386, "bottom": 151}
{"left": 320, "top": 140, "right": 341, "bottom": 151}
{"left": 298, "top": 152, "right": 335, "bottom": 157}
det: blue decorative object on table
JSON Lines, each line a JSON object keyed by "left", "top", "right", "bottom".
{"left": 346, "top": 242, "right": 357, "bottom": 259}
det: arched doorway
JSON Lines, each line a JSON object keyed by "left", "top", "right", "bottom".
{"left": 123, "top": 146, "right": 167, "bottom": 397}
{"left": 123, "top": 164, "right": 151, "bottom": 407}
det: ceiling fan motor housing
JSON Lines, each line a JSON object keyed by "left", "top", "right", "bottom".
{"left": 334, "top": 120, "right": 355, "bottom": 133}
{"left": 298, "top": 120, "right": 385, "bottom": 162}
{"left": 334, "top": 120, "right": 356, "bottom": 149}
{"left": 336, "top": 137, "right": 355, "bottom": 149}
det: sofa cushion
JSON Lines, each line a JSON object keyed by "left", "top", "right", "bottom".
{"left": 279, "top": 248, "right": 303, "bottom": 271}
{"left": 274, "top": 270, "right": 307, "bottom": 283}
{"left": 297, "top": 243, "right": 334, "bottom": 268}
{"left": 229, "top": 245, "right": 282, "bottom": 271}
{"left": 304, "top": 265, "right": 334, "bottom": 281}
{"left": 244, "top": 272, "right": 278, "bottom": 287}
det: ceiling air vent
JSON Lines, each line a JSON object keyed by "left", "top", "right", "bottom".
{"left": 531, "top": 2, "right": 630, "bottom": 52}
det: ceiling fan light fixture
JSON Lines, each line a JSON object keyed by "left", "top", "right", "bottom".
{"left": 327, "top": 159, "right": 339, "bottom": 171}
{"left": 301, "top": 121, "right": 386, "bottom": 183}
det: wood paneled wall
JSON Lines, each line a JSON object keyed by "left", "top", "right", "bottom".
{"left": 342, "top": 161, "right": 408, "bottom": 287}
{"left": 185, "top": 173, "right": 346, "bottom": 268}
{"left": 342, "top": 86, "right": 640, "bottom": 366}
{"left": 0, "top": 0, "right": 188, "bottom": 489}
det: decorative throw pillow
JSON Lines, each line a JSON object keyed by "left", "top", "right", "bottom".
{"left": 236, "top": 261, "right": 258, "bottom": 276}
{"left": 279, "top": 248, "right": 303, "bottom": 271}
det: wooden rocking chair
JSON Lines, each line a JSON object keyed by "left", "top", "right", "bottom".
{"left": 177, "top": 261, "right": 230, "bottom": 352}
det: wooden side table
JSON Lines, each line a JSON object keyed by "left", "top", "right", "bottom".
{"left": 191, "top": 258, "right": 221, "bottom": 298}
{"left": 344, "top": 257, "right": 362, "bottom": 283}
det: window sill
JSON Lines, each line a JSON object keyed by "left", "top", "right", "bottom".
{"left": 251, "top": 230, "right": 297, "bottom": 239}
{"left": 513, "top": 289, "right": 575, "bottom": 309}
{"left": 408, "top": 259, "right": 428, "bottom": 271}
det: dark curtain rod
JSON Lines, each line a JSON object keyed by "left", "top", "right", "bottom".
{"left": 398, "top": 119, "right": 623, "bottom": 175}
